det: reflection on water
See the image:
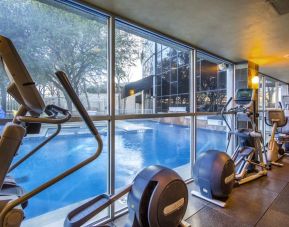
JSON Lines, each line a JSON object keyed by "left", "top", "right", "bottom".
{"left": 8, "top": 120, "right": 226, "bottom": 218}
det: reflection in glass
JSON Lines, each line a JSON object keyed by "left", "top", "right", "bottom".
{"left": 196, "top": 53, "right": 233, "bottom": 112}
{"left": 115, "top": 22, "right": 191, "bottom": 114}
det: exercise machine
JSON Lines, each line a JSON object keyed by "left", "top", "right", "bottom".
{"left": 191, "top": 150, "right": 235, "bottom": 207}
{"left": 65, "top": 165, "right": 189, "bottom": 227}
{"left": 265, "top": 108, "right": 287, "bottom": 166}
{"left": 0, "top": 35, "right": 103, "bottom": 227}
{"left": 265, "top": 106, "right": 289, "bottom": 166}
{"left": 281, "top": 96, "right": 289, "bottom": 152}
{"left": 192, "top": 88, "right": 267, "bottom": 207}
{"left": 221, "top": 88, "right": 267, "bottom": 184}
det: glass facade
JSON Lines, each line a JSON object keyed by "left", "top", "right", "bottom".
{"left": 196, "top": 53, "right": 233, "bottom": 112}
{"left": 0, "top": 0, "right": 288, "bottom": 226}
{"left": 115, "top": 22, "right": 191, "bottom": 114}
{"left": 260, "top": 76, "right": 289, "bottom": 141}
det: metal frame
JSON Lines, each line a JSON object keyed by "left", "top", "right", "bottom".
{"left": 191, "top": 49, "right": 197, "bottom": 167}
{"left": 261, "top": 75, "right": 266, "bottom": 140}
{"left": 108, "top": 15, "right": 116, "bottom": 220}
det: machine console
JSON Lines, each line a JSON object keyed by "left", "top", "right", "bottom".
{"left": 0, "top": 35, "right": 45, "bottom": 116}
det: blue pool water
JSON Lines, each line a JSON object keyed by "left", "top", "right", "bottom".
{"left": 7, "top": 120, "right": 226, "bottom": 218}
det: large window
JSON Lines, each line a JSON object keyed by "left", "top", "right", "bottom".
{"left": 265, "top": 77, "right": 278, "bottom": 109}
{"left": 196, "top": 53, "right": 233, "bottom": 112}
{"left": 195, "top": 54, "right": 233, "bottom": 159}
{"left": 115, "top": 117, "right": 191, "bottom": 212}
{"left": 115, "top": 22, "right": 191, "bottom": 114}
{"left": 262, "top": 77, "right": 289, "bottom": 141}
{"left": 196, "top": 115, "right": 227, "bottom": 158}
{"left": 0, "top": 0, "right": 108, "bottom": 118}
{"left": 0, "top": 0, "right": 109, "bottom": 225}
{"left": 278, "top": 82, "right": 288, "bottom": 104}
{"left": 0, "top": 1, "right": 241, "bottom": 226}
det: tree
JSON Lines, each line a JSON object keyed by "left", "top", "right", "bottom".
{"left": 0, "top": 0, "right": 140, "bottom": 114}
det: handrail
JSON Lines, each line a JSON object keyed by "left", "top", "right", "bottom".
{"left": 8, "top": 124, "right": 61, "bottom": 173}
{"left": 221, "top": 97, "right": 232, "bottom": 131}
{"left": 16, "top": 113, "right": 71, "bottom": 124}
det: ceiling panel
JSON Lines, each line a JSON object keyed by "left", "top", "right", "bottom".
{"left": 84, "top": 0, "right": 289, "bottom": 82}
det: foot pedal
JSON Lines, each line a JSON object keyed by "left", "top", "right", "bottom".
{"left": 239, "top": 147, "right": 254, "bottom": 157}
{"left": 179, "top": 220, "right": 191, "bottom": 227}
{"left": 271, "top": 162, "right": 284, "bottom": 167}
{"left": 65, "top": 194, "right": 110, "bottom": 227}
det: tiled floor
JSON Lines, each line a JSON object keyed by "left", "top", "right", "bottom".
{"left": 107, "top": 156, "right": 289, "bottom": 227}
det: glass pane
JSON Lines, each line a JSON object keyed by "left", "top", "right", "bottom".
{"left": 115, "top": 22, "right": 191, "bottom": 114}
{"left": 265, "top": 77, "right": 278, "bottom": 109}
{"left": 196, "top": 53, "right": 233, "bottom": 112}
{"left": 263, "top": 77, "right": 277, "bottom": 141}
{"left": 10, "top": 122, "right": 108, "bottom": 226}
{"left": 235, "top": 67, "right": 248, "bottom": 90}
{"left": 115, "top": 117, "right": 191, "bottom": 211}
{"left": 0, "top": 0, "right": 108, "bottom": 118}
{"left": 258, "top": 77, "right": 264, "bottom": 133}
{"left": 1, "top": 0, "right": 109, "bottom": 225}
{"left": 196, "top": 115, "right": 228, "bottom": 158}
{"left": 264, "top": 79, "right": 288, "bottom": 142}
{"left": 279, "top": 82, "right": 288, "bottom": 105}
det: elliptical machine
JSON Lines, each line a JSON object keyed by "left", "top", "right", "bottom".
{"left": 65, "top": 165, "right": 189, "bottom": 227}
{"left": 221, "top": 88, "right": 268, "bottom": 185}
{"left": 0, "top": 35, "right": 103, "bottom": 227}
{"left": 192, "top": 88, "right": 267, "bottom": 207}
{"left": 191, "top": 150, "right": 235, "bottom": 207}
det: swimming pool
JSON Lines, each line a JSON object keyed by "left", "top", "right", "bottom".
{"left": 8, "top": 120, "right": 226, "bottom": 219}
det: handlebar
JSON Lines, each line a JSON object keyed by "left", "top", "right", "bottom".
{"left": 265, "top": 116, "right": 288, "bottom": 128}
{"left": 45, "top": 104, "right": 70, "bottom": 117}
{"left": 55, "top": 71, "right": 100, "bottom": 137}
{"left": 16, "top": 111, "right": 71, "bottom": 124}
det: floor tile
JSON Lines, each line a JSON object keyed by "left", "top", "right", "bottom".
{"left": 237, "top": 175, "right": 287, "bottom": 194}
{"left": 185, "top": 182, "right": 208, "bottom": 219}
{"left": 105, "top": 157, "right": 289, "bottom": 226}
{"left": 256, "top": 209, "right": 289, "bottom": 227}
{"left": 186, "top": 206, "right": 250, "bottom": 227}
{"left": 208, "top": 183, "right": 278, "bottom": 225}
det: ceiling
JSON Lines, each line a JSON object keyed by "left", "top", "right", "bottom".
{"left": 84, "top": 0, "right": 289, "bottom": 83}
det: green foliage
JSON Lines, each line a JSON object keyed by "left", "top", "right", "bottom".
{"left": 0, "top": 0, "right": 141, "bottom": 110}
